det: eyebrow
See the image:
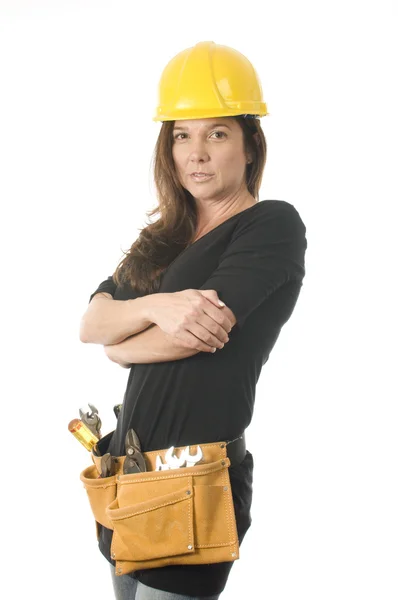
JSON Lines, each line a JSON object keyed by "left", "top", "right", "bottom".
{"left": 173, "top": 123, "right": 232, "bottom": 131}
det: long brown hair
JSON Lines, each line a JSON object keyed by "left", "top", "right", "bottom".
{"left": 112, "top": 116, "right": 267, "bottom": 295}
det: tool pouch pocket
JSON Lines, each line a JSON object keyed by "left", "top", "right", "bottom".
{"left": 106, "top": 457, "right": 239, "bottom": 570}
{"left": 80, "top": 464, "right": 117, "bottom": 532}
{"left": 107, "top": 480, "right": 194, "bottom": 561}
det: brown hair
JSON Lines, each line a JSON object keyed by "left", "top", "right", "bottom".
{"left": 112, "top": 116, "right": 267, "bottom": 295}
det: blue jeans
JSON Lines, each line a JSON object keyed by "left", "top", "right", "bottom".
{"left": 110, "top": 565, "right": 221, "bottom": 600}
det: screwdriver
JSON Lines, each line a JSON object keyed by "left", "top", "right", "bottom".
{"left": 68, "top": 418, "right": 99, "bottom": 451}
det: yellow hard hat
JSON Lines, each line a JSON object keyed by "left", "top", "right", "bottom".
{"left": 153, "top": 41, "right": 268, "bottom": 122}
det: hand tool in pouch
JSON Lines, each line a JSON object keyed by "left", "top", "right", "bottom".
{"left": 113, "top": 404, "right": 122, "bottom": 419}
{"left": 68, "top": 418, "right": 99, "bottom": 451}
{"left": 79, "top": 404, "right": 102, "bottom": 439}
{"left": 100, "top": 453, "right": 115, "bottom": 478}
{"left": 123, "top": 429, "right": 147, "bottom": 474}
{"left": 155, "top": 445, "right": 203, "bottom": 470}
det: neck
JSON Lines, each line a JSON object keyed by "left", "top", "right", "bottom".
{"left": 193, "top": 194, "right": 257, "bottom": 241}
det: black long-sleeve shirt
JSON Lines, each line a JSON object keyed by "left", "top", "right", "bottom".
{"left": 88, "top": 199, "right": 307, "bottom": 597}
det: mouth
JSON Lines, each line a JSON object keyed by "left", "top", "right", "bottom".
{"left": 190, "top": 173, "right": 214, "bottom": 181}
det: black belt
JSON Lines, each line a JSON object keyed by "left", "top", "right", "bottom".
{"left": 94, "top": 430, "right": 246, "bottom": 468}
{"left": 225, "top": 432, "right": 246, "bottom": 468}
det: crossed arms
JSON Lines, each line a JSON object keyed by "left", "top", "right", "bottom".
{"left": 101, "top": 297, "right": 236, "bottom": 367}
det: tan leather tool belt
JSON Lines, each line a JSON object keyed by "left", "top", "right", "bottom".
{"left": 80, "top": 434, "right": 245, "bottom": 576}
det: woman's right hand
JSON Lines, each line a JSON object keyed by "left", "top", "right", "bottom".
{"left": 150, "top": 290, "right": 234, "bottom": 353}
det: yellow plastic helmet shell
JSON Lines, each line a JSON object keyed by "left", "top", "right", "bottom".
{"left": 153, "top": 41, "right": 268, "bottom": 122}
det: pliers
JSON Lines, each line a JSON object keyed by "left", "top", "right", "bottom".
{"left": 79, "top": 403, "right": 102, "bottom": 439}
{"left": 100, "top": 453, "right": 115, "bottom": 478}
{"left": 123, "top": 429, "right": 147, "bottom": 474}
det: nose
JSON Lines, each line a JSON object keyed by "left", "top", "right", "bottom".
{"left": 187, "top": 138, "right": 210, "bottom": 164}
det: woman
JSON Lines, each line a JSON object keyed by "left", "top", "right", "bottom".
{"left": 80, "top": 41, "right": 307, "bottom": 599}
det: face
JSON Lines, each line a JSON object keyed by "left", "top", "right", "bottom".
{"left": 171, "top": 117, "right": 251, "bottom": 204}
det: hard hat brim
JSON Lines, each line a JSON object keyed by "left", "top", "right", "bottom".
{"left": 153, "top": 104, "right": 268, "bottom": 122}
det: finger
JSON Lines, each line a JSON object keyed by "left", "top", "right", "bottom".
{"left": 201, "top": 304, "right": 233, "bottom": 333}
{"left": 187, "top": 322, "right": 228, "bottom": 349}
{"left": 173, "top": 329, "right": 219, "bottom": 353}
{"left": 196, "top": 292, "right": 233, "bottom": 330}
{"left": 198, "top": 289, "right": 225, "bottom": 308}
{"left": 195, "top": 315, "right": 230, "bottom": 343}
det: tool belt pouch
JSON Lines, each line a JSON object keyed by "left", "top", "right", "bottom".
{"left": 108, "top": 456, "right": 239, "bottom": 573}
{"left": 79, "top": 437, "right": 240, "bottom": 574}
{"left": 80, "top": 431, "right": 117, "bottom": 538}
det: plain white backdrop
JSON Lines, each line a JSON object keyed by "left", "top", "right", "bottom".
{"left": 1, "top": 1, "right": 397, "bottom": 598}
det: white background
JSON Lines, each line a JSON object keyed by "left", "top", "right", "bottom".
{"left": 1, "top": 1, "right": 397, "bottom": 598}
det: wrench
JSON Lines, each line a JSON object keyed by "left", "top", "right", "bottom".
{"left": 165, "top": 446, "right": 186, "bottom": 469}
{"left": 181, "top": 445, "right": 203, "bottom": 468}
{"left": 155, "top": 455, "right": 170, "bottom": 471}
{"left": 155, "top": 445, "right": 204, "bottom": 471}
{"left": 79, "top": 403, "right": 102, "bottom": 439}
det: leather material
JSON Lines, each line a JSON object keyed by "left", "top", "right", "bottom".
{"left": 80, "top": 437, "right": 243, "bottom": 576}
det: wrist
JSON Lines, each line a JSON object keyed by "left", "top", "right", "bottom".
{"left": 132, "top": 293, "right": 164, "bottom": 327}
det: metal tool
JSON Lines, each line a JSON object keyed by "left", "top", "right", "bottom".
{"left": 100, "top": 453, "right": 115, "bottom": 478}
{"left": 155, "top": 455, "right": 170, "bottom": 471}
{"left": 181, "top": 445, "right": 203, "bottom": 468}
{"left": 123, "top": 429, "right": 147, "bottom": 474}
{"left": 79, "top": 404, "right": 102, "bottom": 439}
{"left": 165, "top": 446, "right": 188, "bottom": 469}
{"left": 113, "top": 404, "right": 122, "bottom": 419}
{"left": 155, "top": 445, "right": 204, "bottom": 471}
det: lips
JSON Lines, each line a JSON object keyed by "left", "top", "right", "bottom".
{"left": 191, "top": 173, "right": 213, "bottom": 183}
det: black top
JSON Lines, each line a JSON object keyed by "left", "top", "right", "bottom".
{"left": 88, "top": 199, "right": 307, "bottom": 597}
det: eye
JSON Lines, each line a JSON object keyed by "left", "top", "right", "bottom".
{"left": 210, "top": 130, "right": 226, "bottom": 139}
{"left": 173, "top": 130, "right": 227, "bottom": 141}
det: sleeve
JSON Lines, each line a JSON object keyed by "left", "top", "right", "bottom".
{"left": 89, "top": 275, "right": 117, "bottom": 303}
{"left": 199, "top": 201, "right": 307, "bottom": 330}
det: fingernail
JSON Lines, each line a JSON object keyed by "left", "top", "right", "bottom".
{"left": 218, "top": 301, "right": 225, "bottom": 307}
